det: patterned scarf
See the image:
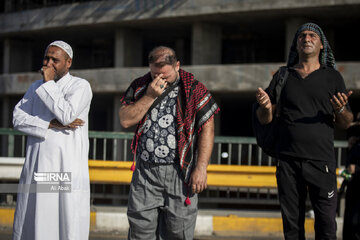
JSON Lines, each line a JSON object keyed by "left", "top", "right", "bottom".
{"left": 287, "top": 22, "right": 336, "bottom": 69}
{"left": 120, "top": 68, "right": 219, "bottom": 183}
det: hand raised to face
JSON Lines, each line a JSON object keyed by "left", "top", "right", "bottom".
{"left": 41, "top": 66, "right": 56, "bottom": 82}
{"left": 145, "top": 73, "right": 168, "bottom": 99}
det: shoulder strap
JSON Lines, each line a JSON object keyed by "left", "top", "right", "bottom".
{"left": 274, "top": 66, "right": 289, "bottom": 116}
{"left": 147, "top": 80, "right": 179, "bottom": 114}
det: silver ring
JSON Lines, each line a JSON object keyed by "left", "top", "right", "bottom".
{"left": 160, "top": 84, "right": 164, "bottom": 89}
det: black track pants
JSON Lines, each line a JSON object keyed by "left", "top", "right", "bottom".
{"left": 276, "top": 156, "right": 337, "bottom": 240}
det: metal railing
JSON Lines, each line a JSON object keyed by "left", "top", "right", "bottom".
{"left": 0, "top": 128, "right": 348, "bottom": 208}
{"left": 87, "top": 131, "right": 348, "bottom": 168}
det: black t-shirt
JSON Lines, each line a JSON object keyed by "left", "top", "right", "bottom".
{"left": 266, "top": 65, "right": 348, "bottom": 162}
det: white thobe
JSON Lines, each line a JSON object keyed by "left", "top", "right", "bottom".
{"left": 12, "top": 72, "right": 92, "bottom": 240}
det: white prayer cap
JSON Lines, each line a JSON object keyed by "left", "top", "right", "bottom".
{"left": 48, "top": 40, "right": 73, "bottom": 59}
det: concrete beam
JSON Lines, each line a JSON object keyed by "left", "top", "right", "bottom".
{"left": 1, "top": 62, "right": 360, "bottom": 94}
{"left": 0, "top": 157, "right": 24, "bottom": 180}
{"left": 1, "top": 0, "right": 360, "bottom": 34}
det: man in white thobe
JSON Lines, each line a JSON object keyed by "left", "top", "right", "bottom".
{"left": 12, "top": 41, "right": 92, "bottom": 240}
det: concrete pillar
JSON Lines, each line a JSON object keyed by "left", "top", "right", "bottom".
{"left": 3, "top": 39, "right": 10, "bottom": 74}
{"left": 3, "top": 39, "right": 32, "bottom": 73}
{"left": 4, "top": 0, "right": 12, "bottom": 13}
{"left": 324, "top": 28, "right": 335, "bottom": 53}
{"left": 192, "top": 23, "right": 221, "bottom": 65}
{"left": 175, "top": 39, "right": 185, "bottom": 63}
{"left": 114, "top": 29, "right": 143, "bottom": 67}
{"left": 1, "top": 97, "right": 9, "bottom": 156}
{"left": 285, "top": 18, "right": 306, "bottom": 62}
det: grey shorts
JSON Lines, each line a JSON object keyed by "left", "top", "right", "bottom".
{"left": 127, "top": 160, "right": 198, "bottom": 240}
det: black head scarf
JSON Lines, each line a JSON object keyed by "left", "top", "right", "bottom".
{"left": 287, "top": 23, "right": 336, "bottom": 69}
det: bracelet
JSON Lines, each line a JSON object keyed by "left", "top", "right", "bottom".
{"left": 338, "top": 106, "right": 345, "bottom": 114}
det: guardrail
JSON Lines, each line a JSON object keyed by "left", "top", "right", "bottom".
{"left": 0, "top": 128, "right": 348, "bottom": 208}
{"left": 0, "top": 158, "right": 278, "bottom": 187}
{"left": 0, "top": 128, "right": 348, "bottom": 166}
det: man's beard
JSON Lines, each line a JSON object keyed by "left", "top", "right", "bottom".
{"left": 54, "top": 70, "right": 66, "bottom": 82}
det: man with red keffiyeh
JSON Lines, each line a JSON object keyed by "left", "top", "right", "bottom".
{"left": 119, "top": 46, "right": 219, "bottom": 239}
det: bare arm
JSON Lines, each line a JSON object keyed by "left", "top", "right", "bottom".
{"left": 335, "top": 109, "right": 353, "bottom": 129}
{"left": 119, "top": 96, "right": 156, "bottom": 128}
{"left": 331, "top": 91, "right": 354, "bottom": 129}
{"left": 189, "top": 117, "right": 214, "bottom": 194}
{"left": 119, "top": 74, "right": 167, "bottom": 128}
{"left": 255, "top": 87, "right": 276, "bottom": 125}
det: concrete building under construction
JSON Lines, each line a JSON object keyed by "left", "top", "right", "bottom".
{"left": 1, "top": 0, "right": 360, "bottom": 138}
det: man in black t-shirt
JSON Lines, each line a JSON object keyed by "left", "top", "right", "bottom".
{"left": 256, "top": 23, "right": 353, "bottom": 239}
